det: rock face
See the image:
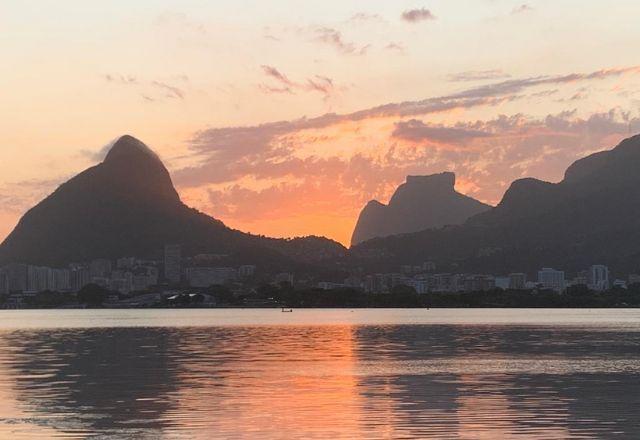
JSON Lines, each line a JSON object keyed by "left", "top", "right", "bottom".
{"left": 0, "top": 135, "right": 345, "bottom": 267}
{"left": 350, "top": 172, "right": 490, "bottom": 245}
{"left": 353, "top": 134, "right": 640, "bottom": 275}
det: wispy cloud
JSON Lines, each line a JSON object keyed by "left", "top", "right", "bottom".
{"left": 258, "top": 65, "right": 342, "bottom": 100}
{"left": 313, "top": 27, "right": 369, "bottom": 55}
{"left": 349, "top": 12, "right": 384, "bottom": 23}
{"left": 401, "top": 8, "right": 436, "bottom": 23}
{"left": 511, "top": 4, "right": 534, "bottom": 15}
{"left": 385, "top": 42, "right": 407, "bottom": 54}
{"left": 104, "top": 74, "right": 188, "bottom": 102}
{"left": 448, "top": 70, "right": 511, "bottom": 82}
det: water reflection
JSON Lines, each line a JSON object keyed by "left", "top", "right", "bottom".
{"left": 0, "top": 318, "right": 639, "bottom": 438}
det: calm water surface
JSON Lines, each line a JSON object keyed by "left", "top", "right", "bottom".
{"left": 0, "top": 308, "right": 639, "bottom": 439}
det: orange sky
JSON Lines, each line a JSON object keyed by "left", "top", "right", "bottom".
{"left": 2, "top": 1, "right": 640, "bottom": 246}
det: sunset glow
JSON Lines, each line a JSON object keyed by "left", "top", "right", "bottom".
{"left": 3, "top": 1, "right": 640, "bottom": 246}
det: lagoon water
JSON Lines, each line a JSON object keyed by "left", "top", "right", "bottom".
{"left": 0, "top": 308, "right": 639, "bottom": 439}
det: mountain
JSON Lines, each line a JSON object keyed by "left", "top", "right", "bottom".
{"left": 0, "top": 135, "right": 346, "bottom": 267}
{"left": 352, "top": 134, "right": 640, "bottom": 275}
{"left": 351, "top": 172, "right": 490, "bottom": 245}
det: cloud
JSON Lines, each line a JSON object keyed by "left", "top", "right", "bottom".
{"left": 349, "top": 12, "right": 384, "bottom": 23}
{"left": 104, "top": 74, "right": 188, "bottom": 102}
{"left": 448, "top": 70, "right": 511, "bottom": 82}
{"left": 511, "top": 4, "right": 534, "bottom": 14}
{"left": 104, "top": 74, "right": 139, "bottom": 85}
{"left": 0, "top": 178, "right": 67, "bottom": 214}
{"left": 401, "top": 8, "right": 436, "bottom": 23}
{"left": 392, "top": 120, "right": 493, "bottom": 143}
{"left": 385, "top": 42, "right": 406, "bottom": 53}
{"left": 171, "top": 65, "right": 640, "bottom": 243}
{"left": 151, "top": 80, "right": 185, "bottom": 99}
{"left": 313, "top": 27, "right": 369, "bottom": 55}
{"left": 260, "top": 65, "right": 294, "bottom": 86}
{"left": 177, "top": 65, "right": 640, "bottom": 186}
{"left": 258, "top": 66, "right": 341, "bottom": 100}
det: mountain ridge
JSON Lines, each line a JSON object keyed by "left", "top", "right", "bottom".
{"left": 350, "top": 172, "right": 491, "bottom": 246}
{"left": 352, "top": 134, "right": 640, "bottom": 275}
{"left": 0, "top": 136, "right": 346, "bottom": 268}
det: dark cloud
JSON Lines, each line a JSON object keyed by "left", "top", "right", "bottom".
{"left": 401, "top": 8, "right": 436, "bottom": 23}
{"left": 392, "top": 120, "right": 493, "bottom": 143}
{"left": 448, "top": 70, "right": 511, "bottom": 82}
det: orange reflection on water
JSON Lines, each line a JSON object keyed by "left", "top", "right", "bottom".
{"left": 165, "top": 325, "right": 367, "bottom": 439}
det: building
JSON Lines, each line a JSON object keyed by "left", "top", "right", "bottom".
{"left": 588, "top": 265, "right": 610, "bottom": 291}
{"left": 495, "top": 277, "right": 510, "bottom": 290}
{"left": 238, "top": 265, "right": 257, "bottom": 278}
{"left": 508, "top": 273, "right": 527, "bottom": 290}
{"left": 364, "top": 274, "right": 387, "bottom": 294}
{"left": 538, "top": 268, "right": 565, "bottom": 292}
{"left": 186, "top": 267, "right": 237, "bottom": 288}
{"left": 274, "top": 272, "right": 294, "bottom": 285}
{"left": 164, "top": 244, "right": 182, "bottom": 284}
{"left": 4, "top": 263, "right": 28, "bottom": 293}
{"left": 90, "top": 259, "right": 112, "bottom": 279}
{"left": 117, "top": 257, "right": 136, "bottom": 270}
{"left": 27, "top": 265, "right": 53, "bottom": 292}
{"left": 70, "top": 267, "right": 91, "bottom": 292}
{"left": 628, "top": 274, "right": 640, "bottom": 286}
{"left": 52, "top": 268, "right": 71, "bottom": 291}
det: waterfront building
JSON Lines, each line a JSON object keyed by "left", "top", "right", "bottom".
{"left": 588, "top": 265, "right": 610, "bottom": 291}
{"left": 537, "top": 268, "right": 565, "bottom": 292}
{"left": 508, "top": 273, "right": 527, "bottom": 290}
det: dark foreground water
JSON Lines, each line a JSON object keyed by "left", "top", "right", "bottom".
{"left": 0, "top": 309, "right": 639, "bottom": 439}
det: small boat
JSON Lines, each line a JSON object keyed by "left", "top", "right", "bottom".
{"left": 281, "top": 307, "right": 293, "bottom": 313}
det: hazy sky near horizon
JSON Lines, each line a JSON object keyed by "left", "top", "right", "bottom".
{"left": 2, "top": 0, "right": 640, "bottom": 246}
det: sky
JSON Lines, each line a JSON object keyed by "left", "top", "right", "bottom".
{"left": 2, "top": 0, "right": 640, "bottom": 246}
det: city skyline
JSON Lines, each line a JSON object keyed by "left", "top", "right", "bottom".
{"left": 3, "top": 1, "right": 640, "bottom": 246}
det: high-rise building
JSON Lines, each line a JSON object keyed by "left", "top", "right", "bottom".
{"left": 52, "top": 268, "right": 71, "bottom": 291}
{"left": 27, "top": 265, "right": 53, "bottom": 292}
{"left": 70, "top": 267, "right": 91, "bottom": 292}
{"left": 164, "top": 244, "right": 182, "bottom": 284}
{"left": 537, "top": 268, "right": 565, "bottom": 292}
{"left": 5, "top": 263, "right": 28, "bottom": 293}
{"left": 588, "top": 265, "right": 610, "bottom": 291}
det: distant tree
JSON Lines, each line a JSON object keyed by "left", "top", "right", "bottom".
{"left": 77, "top": 284, "right": 109, "bottom": 307}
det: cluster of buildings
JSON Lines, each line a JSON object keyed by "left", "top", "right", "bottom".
{"left": 0, "top": 245, "right": 260, "bottom": 296}
{"left": 319, "top": 263, "right": 632, "bottom": 294}
{"left": 0, "top": 257, "right": 160, "bottom": 296}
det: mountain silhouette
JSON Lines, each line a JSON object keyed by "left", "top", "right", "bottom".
{"left": 351, "top": 172, "right": 490, "bottom": 245}
{"left": 352, "top": 134, "right": 640, "bottom": 275}
{"left": 0, "top": 135, "right": 345, "bottom": 267}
